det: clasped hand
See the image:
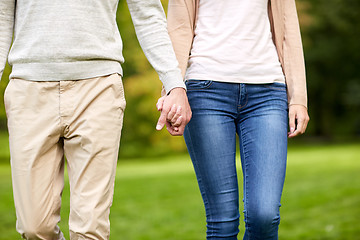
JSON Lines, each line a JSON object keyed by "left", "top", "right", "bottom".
{"left": 156, "top": 88, "right": 192, "bottom": 136}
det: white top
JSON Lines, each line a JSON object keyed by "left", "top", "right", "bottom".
{"left": 0, "top": 0, "right": 185, "bottom": 93}
{"left": 185, "top": 0, "right": 285, "bottom": 84}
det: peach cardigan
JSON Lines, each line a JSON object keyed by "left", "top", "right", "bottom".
{"left": 167, "top": 0, "right": 307, "bottom": 107}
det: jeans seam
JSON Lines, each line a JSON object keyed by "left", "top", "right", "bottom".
{"left": 237, "top": 94, "right": 248, "bottom": 110}
{"left": 238, "top": 84, "right": 248, "bottom": 110}
{"left": 238, "top": 122, "right": 251, "bottom": 238}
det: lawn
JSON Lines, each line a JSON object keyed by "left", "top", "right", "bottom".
{"left": 0, "top": 131, "right": 359, "bottom": 239}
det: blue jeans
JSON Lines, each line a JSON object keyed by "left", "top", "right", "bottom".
{"left": 184, "top": 80, "right": 288, "bottom": 240}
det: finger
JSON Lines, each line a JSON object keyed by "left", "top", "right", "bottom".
{"left": 288, "top": 111, "right": 296, "bottom": 135}
{"left": 302, "top": 115, "right": 310, "bottom": 133}
{"left": 175, "top": 124, "right": 185, "bottom": 135}
{"left": 165, "top": 121, "right": 179, "bottom": 136}
{"left": 289, "top": 117, "right": 307, "bottom": 138}
{"left": 166, "top": 121, "right": 184, "bottom": 136}
{"left": 168, "top": 121, "right": 180, "bottom": 132}
{"left": 297, "top": 118, "right": 306, "bottom": 134}
{"left": 170, "top": 106, "right": 182, "bottom": 124}
{"left": 166, "top": 104, "right": 177, "bottom": 121}
{"left": 288, "top": 128, "right": 301, "bottom": 138}
{"left": 156, "top": 111, "right": 167, "bottom": 131}
{"left": 297, "top": 114, "right": 309, "bottom": 134}
{"left": 172, "top": 115, "right": 183, "bottom": 127}
{"left": 156, "top": 96, "right": 166, "bottom": 111}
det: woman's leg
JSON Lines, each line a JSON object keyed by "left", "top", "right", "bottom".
{"left": 184, "top": 80, "right": 240, "bottom": 240}
{"left": 236, "top": 83, "right": 288, "bottom": 240}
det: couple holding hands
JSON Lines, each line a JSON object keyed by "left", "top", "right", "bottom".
{"left": 0, "top": 0, "right": 308, "bottom": 239}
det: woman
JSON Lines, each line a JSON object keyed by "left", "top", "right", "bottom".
{"left": 158, "top": 0, "right": 309, "bottom": 239}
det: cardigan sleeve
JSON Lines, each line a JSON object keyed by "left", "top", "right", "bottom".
{"left": 0, "top": 0, "right": 15, "bottom": 81}
{"left": 167, "top": 0, "right": 194, "bottom": 79}
{"left": 283, "top": 0, "right": 308, "bottom": 107}
{"left": 160, "top": 0, "right": 195, "bottom": 96}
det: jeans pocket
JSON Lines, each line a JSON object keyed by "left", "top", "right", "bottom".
{"left": 185, "top": 80, "right": 213, "bottom": 91}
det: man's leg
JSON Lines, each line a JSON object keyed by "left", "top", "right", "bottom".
{"left": 5, "top": 79, "right": 65, "bottom": 239}
{"left": 61, "top": 74, "right": 126, "bottom": 240}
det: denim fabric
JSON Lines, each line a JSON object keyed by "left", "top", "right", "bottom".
{"left": 184, "top": 80, "right": 288, "bottom": 240}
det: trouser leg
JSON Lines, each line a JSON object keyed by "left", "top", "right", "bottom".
{"left": 5, "top": 79, "right": 65, "bottom": 240}
{"left": 184, "top": 80, "right": 240, "bottom": 240}
{"left": 184, "top": 118, "right": 239, "bottom": 240}
{"left": 237, "top": 83, "right": 288, "bottom": 240}
{"left": 60, "top": 74, "right": 125, "bottom": 240}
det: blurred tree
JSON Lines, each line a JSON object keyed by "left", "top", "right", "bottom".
{"left": 300, "top": 0, "right": 360, "bottom": 138}
{"left": 116, "top": 0, "right": 187, "bottom": 157}
{"left": 0, "top": 65, "right": 10, "bottom": 130}
{"left": 121, "top": 70, "right": 187, "bottom": 158}
{"left": 0, "top": 0, "right": 186, "bottom": 158}
{"left": 1, "top": 0, "right": 359, "bottom": 159}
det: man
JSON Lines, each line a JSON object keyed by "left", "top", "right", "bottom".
{"left": 0, "top": 0, "right": 191, "bottom": 239}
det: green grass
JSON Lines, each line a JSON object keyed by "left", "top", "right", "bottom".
{"left": 0, "top": 134, "right": 359, "bottom": 239}
{"left": 0, "top": 131, "right": 10, "bottom": 163}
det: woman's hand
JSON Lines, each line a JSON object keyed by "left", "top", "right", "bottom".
{"left": 155, "top": 88, "right": 192, "bottom": 136}
{"left": 288, "top": 104, "right": 310, "bottom": 138}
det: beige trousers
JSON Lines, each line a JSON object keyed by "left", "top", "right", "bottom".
{"left": 4, "top": 74, "right": 126, "bottom": 240}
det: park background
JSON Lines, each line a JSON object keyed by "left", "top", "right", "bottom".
{"left": 0, "top": 0, "right": 359, "bottom": 239}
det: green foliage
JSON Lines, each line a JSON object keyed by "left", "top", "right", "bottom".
{"left": 116, "top": 1, "right": 152, "bottom": 77}
{"left": 116, "top": 0, "right": 186, "bottom": 157}
{"left": 0, "top": 143, "right": 359, "bottom": 239}
{"left": 0, "top": 132, "right": 9, "bottom": 164}
{"left": 300, "top": 0, "right": 360, "bottom": 137}
{"left": 1, "top": 0, "right": 359, "bottom": 158}
{"left": 0, "top": 1, "right": 186, "bottom": 157}
{"left": 120, "top": 70, "right": 186, "bottom": 158}
{"left": 0, "top": 64, "right": 10, "bottom": 130}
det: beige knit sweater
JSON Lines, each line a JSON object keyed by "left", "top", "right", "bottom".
{"left": 0, "top": 0, "right": 185, "bottom": 93}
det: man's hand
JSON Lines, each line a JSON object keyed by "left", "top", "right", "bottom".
{"left": 156, "top": 88, "right": 192, "bottom": 136}
{"left": 288, "top": 104, "right": 310, "bottom": 138}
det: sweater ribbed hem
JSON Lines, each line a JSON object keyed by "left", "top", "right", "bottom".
{"left": 9, "top": 60, "right": 123, "bottom": 81}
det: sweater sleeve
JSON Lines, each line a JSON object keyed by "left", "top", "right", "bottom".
{"left": 126, "top": 0, "right": 186, "bottom": 94}
{"left": 0, "top": 0, "right": 15, "bottom": 81}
